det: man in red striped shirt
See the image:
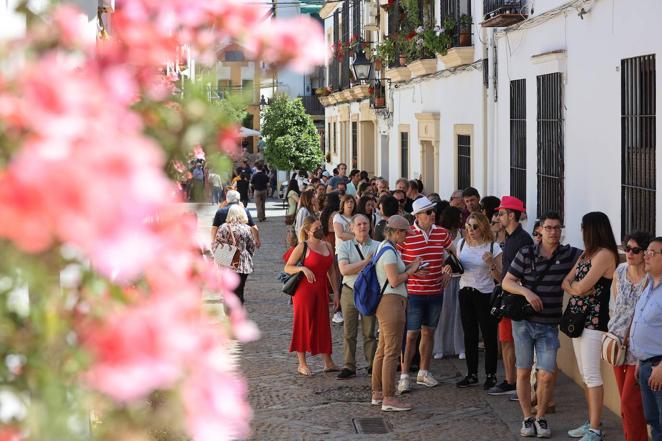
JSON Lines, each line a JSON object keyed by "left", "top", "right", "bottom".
{"left": 397, "top": 196, "right": 453, "bottom": 393}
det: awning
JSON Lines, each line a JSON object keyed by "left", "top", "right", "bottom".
{"left": 239, "top": 127, "right": 261, "bottom": 137}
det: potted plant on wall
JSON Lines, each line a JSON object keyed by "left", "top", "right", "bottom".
{"left": 372, "top": 80, "right": 386, "bottom": 107}
{"left": 458, "top": 14, "right": 472, "bottom": 46}
{"left": 375, "top": 37, "right": 397, "bottom": 68}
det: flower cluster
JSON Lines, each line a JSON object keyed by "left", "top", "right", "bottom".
{"left": 0, "top": 1, "right": 324, "bottom": 440}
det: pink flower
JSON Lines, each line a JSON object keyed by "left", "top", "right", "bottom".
{"left": 182, "top": 359, "right": 252, "bottom": 441}
{"left": 0, "top": 427, "right": 22, "bottom": 441}
{"left": 217, "top": 126, "right": 240, "bottom": 156}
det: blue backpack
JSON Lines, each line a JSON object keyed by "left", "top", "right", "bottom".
{"left": 353, "top": 244, "right": 396, "bottom": 316}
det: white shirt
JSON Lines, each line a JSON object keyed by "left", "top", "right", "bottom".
{"left": 458, "top": 240, "right": 502, "bottom": 293}
{"left": 333, "top": 213, "right": 352, "bottom": 253}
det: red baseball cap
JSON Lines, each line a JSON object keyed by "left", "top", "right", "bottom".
{"left": 497, "top": 196, "right": 525, "bottom": 212}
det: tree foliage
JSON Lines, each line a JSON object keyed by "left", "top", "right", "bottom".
{"left": 262, "top": 94, "right": 323, "bottom": 172}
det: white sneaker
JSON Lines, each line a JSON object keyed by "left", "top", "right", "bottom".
{"left": 433, "top": 353, "right": 444, "bottom": 359}
{"left": 397, "top": 375, "right": 411, "bottom": 394}
{"left": 416, "top": 372, "right": 439, "bottom": 387}
{"left": 459, "top": 352, "right": 466, "bottom": 360}
{"left": 332, "top": 311, "right": 343, "bottom": 324}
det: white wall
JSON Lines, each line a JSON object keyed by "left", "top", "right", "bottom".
{"left": 492, "top": 0, "right": 662, "bottom": 246}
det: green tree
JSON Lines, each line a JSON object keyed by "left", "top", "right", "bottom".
{"left": 262, "top": 94, "right": 323, "bottom": 172}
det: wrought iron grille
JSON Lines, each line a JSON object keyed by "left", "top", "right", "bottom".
{"left": 352, "top": 0, "right": 361, "bottom": 38}
{"left": 341, "top": 2, "right": 351, "bottom": 89}
{"left": 483, "top": 0, "right": 527, "bottom": 19}
{"left": 439, "top": 0, "right": 472, "bottom": 47}
{"left": 536, "top": 72, "right": 564, "bottom": 220}
{"left": 387, "top": 0, "right": 402, "bottom": 67}
{"left": 352, "top": 121, "right": 358, "bottom": 169}
{"left": 400, "top": 131, "right": 409, "bottom": 178}
{"left": 621, "top": 54, "right": 656, "bottom": 236}
{"left": 457, "top": 134, "right": 471, "bottom": 189}
{"left": 331, "top": 11, "right": 340, "bottom": 91}
{"left": 510, "top": 79, "right": 526, "bottom": 202}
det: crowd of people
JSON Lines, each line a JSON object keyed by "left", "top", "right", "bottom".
{"left": 278, "top": 162, "right": 662, "bottom": 441}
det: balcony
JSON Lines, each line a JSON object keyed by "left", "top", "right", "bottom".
{"left": 482, "top": 0, "right": 528, "bottom": 27}
{"left": 299, "top": 95, "right": 324, "bottom": 116}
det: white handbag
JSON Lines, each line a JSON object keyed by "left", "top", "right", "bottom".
{"left": 213, "top": 224, "right": 240, "bottom": 268}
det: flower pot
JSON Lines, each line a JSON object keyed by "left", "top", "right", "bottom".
{"left": 374, "top": 97, "right": 385, "bottom": 107}
{"left": 374, "top": 58, "right": 383, "bottom": 71}
{"left": 408, "top": 58, "right": 438, "bottom": 77}
{"left": 399, "top": 54, "right": 407, "bottom": 66}
{"left": 459, "top": 31, "right": 471, "bottom": 47}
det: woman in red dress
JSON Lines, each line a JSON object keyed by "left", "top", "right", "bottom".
{"left": 284, "top": 215, "right": 340, "bottom": 376}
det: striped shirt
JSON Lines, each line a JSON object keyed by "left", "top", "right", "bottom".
{"left": 398, "top": 223, "right": 452, "bottom": 295}
{"left": 508, "top": 243, "right": 582, "bottom": 325}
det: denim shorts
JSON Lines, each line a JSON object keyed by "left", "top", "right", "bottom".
{"left": 406, "top": 293, "right": 443, "bottom": 331}
{"left": 512, "top": 320, "right": 560, "bottom": 373}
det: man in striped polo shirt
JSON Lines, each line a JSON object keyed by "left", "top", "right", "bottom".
{"left": 502, "top": 211, "right": 582, "bottom": 438}
{"left": 397, "top": 196, "right": 453, "bottom": 393}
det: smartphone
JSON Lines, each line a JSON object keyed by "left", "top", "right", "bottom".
{"left": 418, "top": 261, "right": 430, "bottom": 270}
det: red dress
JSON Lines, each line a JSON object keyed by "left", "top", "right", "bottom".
{"left": 289, "top": 246, "right": 333, "bottom": 355}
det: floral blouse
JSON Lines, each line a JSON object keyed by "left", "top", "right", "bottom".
{"left": 608, "top": 263, "right": 649, "bottom": 364}
{"left": 213, "top": 223, "right": 256, "bottom": 274}
{"left": 567, "top": 257, "right": 612, "bottom": 331}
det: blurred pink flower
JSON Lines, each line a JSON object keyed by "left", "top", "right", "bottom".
{"left": 182, "top": 360, "right": 252, "bottom": 441}
{"left": 217, "top": 126, "right": 240, "bottom": 156}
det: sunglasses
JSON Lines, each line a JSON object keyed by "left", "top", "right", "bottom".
{"left": 465, "top": 223, "right": 480, "bottom": 231}
{"left": 624, "top": 246, "right": 643, "bottom": 254}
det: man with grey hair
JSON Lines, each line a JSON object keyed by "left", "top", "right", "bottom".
{"left": 336, "top": 214, "right": 380, "bottom": 380}
{"left": 211, "top": 190, "right": 260, "bottom": 248}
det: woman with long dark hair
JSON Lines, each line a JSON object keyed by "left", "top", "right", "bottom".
{"left": 320, "top": 192, "right": 341, "bottom": 250}
{"left": 356, "top": 195, "right": 377, "bottom": 236}
{"left": 562, "top": 211, "right": 619, "bottom": 441}
{"left": 608, "top": 231, "right": 652, "bottom": 441}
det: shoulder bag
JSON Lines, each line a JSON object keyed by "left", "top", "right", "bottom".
{"left": 559, "top": 255, "right": 590, "bottom": 338}
{"left": 214, "top": 224, "right": 240, "bottom": 268}
{"left": 444, "top": 239, "right": 465, "bottom": 274}
{"left": 282, "top": 242, "right": 308, "bottom": 296}
{"left": 493, "top": 246, "right": 559, "bottom": 321}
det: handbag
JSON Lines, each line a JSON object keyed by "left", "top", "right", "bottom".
{"left": 494, "top": 245, "right": 560, "bottom": 321}
{"left": 560, "top": 301, "right": 588, "bottom": 338}
{"left": 601, "top": 332, "right": 627, "bottom": 366}
{"left": 444, "top": 249, "right": 464, "bottom": 274}
{"left": 213, "top": 224, "right": 240, "bottom": 268}
{"left": 282, "top": 241, "right": 308, "bottom": 296}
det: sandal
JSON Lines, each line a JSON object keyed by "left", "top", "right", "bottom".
{"left": 297, "top": 366, "right": 312, "bottom": 376}
{"left": 323, "top": 365, "right": 340, "bottom": 373}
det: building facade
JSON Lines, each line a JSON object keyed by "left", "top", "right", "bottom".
{"left": 320, "top": 0, "right": 661, "bottom": 414}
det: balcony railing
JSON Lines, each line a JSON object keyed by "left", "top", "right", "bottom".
{"left": 299, "top": 95, "right": 324, "bottom": 116}
{"left": 482, "top": 0, "right": 527, "bottom": 27}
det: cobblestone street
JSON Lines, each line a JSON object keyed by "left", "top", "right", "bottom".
{"left": 195, "top": 201, "right": 625, "bottom": 441}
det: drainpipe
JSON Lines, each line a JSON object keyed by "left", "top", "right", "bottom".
{"left": 482, "top": 27, "right": 489, "bottom": 195}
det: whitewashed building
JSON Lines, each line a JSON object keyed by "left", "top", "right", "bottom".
{"left": 319, "top": 0, "right": 660, "bottom": 414}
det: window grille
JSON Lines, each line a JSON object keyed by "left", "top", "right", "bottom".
{"left": 457, "top": 134, "right": 471, "bottom": 189}
{"left": 400, "top": 132, "right": 409, "bottom": 178}
{"left": 331, "top": 11, "right": 340, "bottom": 90}
{"left": 622, "top": 54, "right": 656, "bottom": 236}
{"left": 536, "top": 72, "right": 564, "bottom": 219}
{"left": 510, "top": 79, "right": 526, "bottom": 202}
{"left": 439, "top": 0, "right": 472, "bottom": 47}
{"left": 341, "top": 2, "right": 350, "bottom": 89}
{"left": 352, "top": 122, "right": 358, "bottom": 169}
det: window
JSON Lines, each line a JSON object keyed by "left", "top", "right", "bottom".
{"left": 341, "top": 1, "right": 350, "bottom": 89}
{"left": 224, "top": 50, "right": 245, "bottom": 62}
{"left": 510, "top": 79, "right": 526, "bottom": 202}
{"left": 333, "top": 122, "right": 337, "bottom": 154}
{"left": 351, "top": 121, "right": 358, "bottom": 169}
{"left": 400, "top": 131, "right": 409, "bottom": 178}
{"left": 536, "top": 72, "right": 564, "bottom": 219}
{"left": 439, "top": 0, "right": 472, "bottom": 47}
{"left": 457, "top": 134, "right": 471, "bottom": 189}
{"left": 622, "top": 54, "right": 656, "bottom": 236}
{"left": 241, "top": 80, "right": 253, "bottom": 93}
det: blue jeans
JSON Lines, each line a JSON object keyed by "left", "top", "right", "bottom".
{"left": 640, "top": 359, "right": 662, "bottom": 441}
{"left": 512, "top": 320, "right": 559, "bottom": 373}
{"left": 406, "top": 293, "right": 443, "bottom": 331}
{"left": 212, "top": 186, "right": 222, "bottom": 204}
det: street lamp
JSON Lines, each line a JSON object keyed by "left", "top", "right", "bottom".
{"left": 351, "top": 47, "right": 373, "bottom": 82}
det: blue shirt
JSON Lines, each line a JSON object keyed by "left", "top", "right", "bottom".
{"left": 629, "top": 277, "right": 662, "bottom": 361}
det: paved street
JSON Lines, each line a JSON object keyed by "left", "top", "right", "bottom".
{"left": 194, "top": 200, "right": 625, "bottom": 441}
